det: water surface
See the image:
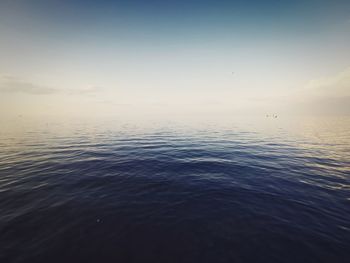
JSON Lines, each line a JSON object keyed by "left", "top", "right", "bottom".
{"left": 0, "top": 116, "right": 349, "bottom": 262}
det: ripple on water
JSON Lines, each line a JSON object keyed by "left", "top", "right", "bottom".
{"left": 0, "top": 117, "right": 350, "bottom": 262}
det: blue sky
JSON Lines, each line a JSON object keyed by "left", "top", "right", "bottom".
{"left": 1, "top": 0, "right": 349, "bottom": 117}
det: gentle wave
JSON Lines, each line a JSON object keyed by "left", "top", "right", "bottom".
{"left": 0, "top": 117, "right": 350, "bottom": 262}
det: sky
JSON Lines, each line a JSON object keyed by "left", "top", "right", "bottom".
{"left": 0, "top": 0, "right": 350, "bottom": 118}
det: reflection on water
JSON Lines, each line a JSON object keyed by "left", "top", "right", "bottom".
{"left": 0, "top": 116, "right": 349, "bottom": 262}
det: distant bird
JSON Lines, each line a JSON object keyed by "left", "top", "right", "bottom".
{"left": 266, "top": 114, "right": 278, "bottom": 118}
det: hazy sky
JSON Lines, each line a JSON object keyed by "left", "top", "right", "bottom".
{"left": 1, "top": 0, "right": 349, "bottom": 117}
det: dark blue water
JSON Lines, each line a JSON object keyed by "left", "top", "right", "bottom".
{"left": 1, "top": 117, "right": 350, "bottom": 263}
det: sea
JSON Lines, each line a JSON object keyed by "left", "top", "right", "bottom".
{"left": 0, "top": 115, "right": 349, "bottom": 262}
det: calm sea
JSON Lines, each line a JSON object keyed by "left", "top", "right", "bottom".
{"left": 0, "top": 116, "right": 349, "bottom": 262}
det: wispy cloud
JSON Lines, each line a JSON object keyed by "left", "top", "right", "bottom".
{"left": 0, "top": 76, "right": 58, "bottom": 95}
{"left": 295, "top": 67, "right": 350, "bottom": 115}
{"left": 68, "top": 86, "right": 104, "bottom": 95}
{"left": 0, "top": 76, "right": 107, "bottom": 96}
{"left": 304, "top": 67, "right": 350, "bottom": 98}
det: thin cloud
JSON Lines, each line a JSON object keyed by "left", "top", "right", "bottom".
{"left": 0, "top": 76, "right": 106, "bottom": 96}
{"left": 68, "top": 86, "right": 104, "bottom": 95}
{"left": 98, "top": 100, "right": 131, "bottom": 106}
{"left": 0, "top": 76, "right": 58, "bottom": 95}
{"left": 304, "top": 67, "right": 350, "bottom": 98}
{"left": 295, "top": 67, "right": 350, "bottom": 115}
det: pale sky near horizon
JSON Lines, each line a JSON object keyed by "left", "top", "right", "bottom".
{"left": 1, "top": 0, "right": 350, "bottom": 118}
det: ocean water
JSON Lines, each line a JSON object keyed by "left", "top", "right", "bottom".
{"left": 0, "top": 116, "right": 349, "bottom": 263}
